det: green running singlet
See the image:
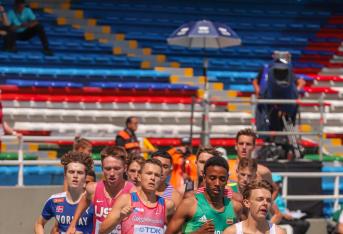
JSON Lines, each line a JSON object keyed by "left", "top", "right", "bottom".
{"left": 182, "top": 193, "right": 236, "bottom": 234}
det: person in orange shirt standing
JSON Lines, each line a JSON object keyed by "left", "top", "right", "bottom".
{"left": 115, "top": 116, "right": 141, "bottom": 157}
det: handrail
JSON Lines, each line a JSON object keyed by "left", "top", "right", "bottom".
{"left": 276, "top": 172, "right": 343, "bottom": 211}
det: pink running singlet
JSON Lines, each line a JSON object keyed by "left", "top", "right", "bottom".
{"left": 93, "top": 180, "right": 134, "bottom": 234}
{"left": 121, "top": 192, "right": 166, "bottom": 234}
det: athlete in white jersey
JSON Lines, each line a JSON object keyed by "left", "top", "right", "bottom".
{"left": 224, "top": 180, "right": 286, "bottom": 234}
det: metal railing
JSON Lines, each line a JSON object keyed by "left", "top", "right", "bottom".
{"left": 211, "top": 95, "right": 326, "bottom": 158}
{"left": 1, "top": 136, "right": 343, "bottom": 213}
{"left": 0, "top": 136, "right": 111, "bottom": 186}
{"left": 276, "top": 172, "right": 343, "bottom": 211}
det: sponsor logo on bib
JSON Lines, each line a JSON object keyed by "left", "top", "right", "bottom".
{"left": 134, "top": 225, "right": 163, "bottom": 234}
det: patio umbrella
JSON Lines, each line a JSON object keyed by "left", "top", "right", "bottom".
{"left": 167, "top": 20, "right": 241, "bottom": 49}
{"left": 167, "top": 20, "right": 242, "bottom": 145}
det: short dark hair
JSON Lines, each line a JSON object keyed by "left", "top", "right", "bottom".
{"left": 126, "top": 116, "right": 138, "bottom": 127}
{"left": 242, "top": 180, "right": 273, "bottom": 199}
{"left": 100, "top": 146, "right": 127, "bottom": 163}
{"left": 151, "top": 150, "right": 172, "bottom": 164}
{"left": 86, "top": 170, "right": 96, "bottom": 180}
{"left": 128, "top": 156, "right": 145, "bottom": 169}
{"left": 235, "top": 128, "right": 257, "bottom": 145}
{"left": 141, "top": 158, "right": 162, "bottom": 173}
{"left": 196, "top": 145, "right": 222, "bottom": 160}
{"left": 203, "top": 156, "right": 229, "bottom": 175}
{"left": 61, "top": 151, "right": 93, "bottom": 174}
{"left": 73, "top": 136, "right": 92, "bottom": 152}
{"left": 237, "top": 157, "right": 257, "bottom": 173}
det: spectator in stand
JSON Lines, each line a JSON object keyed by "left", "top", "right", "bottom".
{"left": 115, "top": 116, "right": 153, "bottom": 157}
{"left": 0, "top": 102, "right": 22, "bottom": 151}
{"left": 7, "top": 0, "right": 53, "bottom": 55}
{"left": 0, "top": 3, "right": 15, "bottom": 51}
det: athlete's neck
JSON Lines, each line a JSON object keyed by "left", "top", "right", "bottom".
{"left": 104, "top": 178, "right": 126, "bottom": 198}
{"left": 203, "top": 190, "right": 224, "bottom": 210}
{"left": 67, "top": 187, "right": 84, "bottom": 204}
{"left": 138, "top": 187, "right": 157, "bottom": 205}
{"left": 245, "top": 215, "right": 270, "bottom": 233}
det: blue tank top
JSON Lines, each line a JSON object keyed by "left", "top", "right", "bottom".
{"left": 41, "top": 192, "right": 94, "bottom": 233}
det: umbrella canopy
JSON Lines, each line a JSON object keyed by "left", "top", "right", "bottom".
{"left": 167, "top": 20, "right": 241, "bottom": 49}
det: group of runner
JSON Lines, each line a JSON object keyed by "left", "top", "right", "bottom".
{"left": 34, "top": 128, "right": 286, "bottom": 234}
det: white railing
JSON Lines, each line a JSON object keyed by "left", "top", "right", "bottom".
{"left": 0, "top": 135, "right": 112, "bottom": 186}
{"left": 276, "top": 172, "right": 343, "bottom": 211}
{"left": 1, "top": 135, "right": 342, "bottom": 211}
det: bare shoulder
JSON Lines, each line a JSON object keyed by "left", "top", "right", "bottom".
{"left": 114, "top": 193, "right": 131, "bottom": 207}
{"left": 276, "top": 225, "right": 287, "bottom": 234}
{"left": 85, "top": 182, "right": 97, "bottom": 197}
{"left": 177, "top": 194, "right": 197, "bottom": 213}
{"left": 223, "top": 223, "right": 237, "bottom": 234}
{"left": 257, "top": 164, "right": 271, "bottom": 174}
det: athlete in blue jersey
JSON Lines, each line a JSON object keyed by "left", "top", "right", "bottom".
{"left": 34, "top": 151, "right": 94, "bottom": 234}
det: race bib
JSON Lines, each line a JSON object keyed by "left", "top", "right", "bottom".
{"left": 133, "top": 225, "right": 164, "bottom": 234}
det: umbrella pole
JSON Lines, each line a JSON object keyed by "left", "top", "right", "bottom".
{"left": 201, "top": 58, "right": 210, "bottom": 146}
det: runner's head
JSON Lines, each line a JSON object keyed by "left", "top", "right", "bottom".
{"left": 203, "top": 156, "right": 229, "bottom": 199}
{"left": 138, "top": 158, "right": 162, "bottom": 192}
{"left": 127, "top": 156, "right": 145, "bottom": 186}
{"left": 86, "top": 169, "right": 96, "bottom": 185}
{"left": 100, "top": 146, "right": 127, "bottom": 186}
{"left": 242, "top": 180, "right": 273, "bottom": 220}
{"left": 61, "top": 151, "right": 93, "bottom": 189}
{"left": 126, "top": 116, "right": 139, "bottom": 132}
{"left": 235, "top": 128, "right": 256, "bottom": 160}
{"left": 196, "top": 146, "right": 222, "bottom": 178}
{"left": 151, "top": 150, "right": 173, "bottom": 183}
{"left": 73, "top": 136, "right": 92, "bottom": 155}
{"left": 237, "top": 158, "right": 257, "bottom": 191}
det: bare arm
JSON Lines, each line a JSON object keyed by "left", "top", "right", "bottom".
{"left": 165, "top": 199, "right": 175, "bottom": 217}
{"left": 296, "top": 78, "right": 306, "bottom": 90}
{"left": 66, "top": 182, "right": 95, "bottom": 234}
{"left": 34, "top": 216, "right": 48, "bottom": 234}
{"left": 3, "top": 121, "right": 22, "bottom": 139}
{"left": 49, "top": 220, "right": 59, "bottom": 234}
{"left": 99, "top": 194, "right": 131, "bottom": 234}
{"left": 0, "top": 6, "right": 9, "bottom": 26}
{"left": 165, "top": 197, "right": 195, "bottom": 234}
{"left": 223, "top": 224, "right": 237, "bottom": 234}
{"left": 270, "top": 203, "right": 283, "bottom": 224}
{"left": 252, "top": 79, "right": 260, "bottom": 96}
{"left": 171, "top": 190, "right": 182, "bottom": 208}
{"left": 276, "top": 225, "right": 287, "bottom": 234}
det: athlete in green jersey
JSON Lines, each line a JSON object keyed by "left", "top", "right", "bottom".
{"left": 166, "top": 156, "right": 238, "bottom": 234}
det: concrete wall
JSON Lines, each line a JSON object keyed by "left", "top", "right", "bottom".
{"left": 0, "top": 186, "right": 62, "bottom": 234}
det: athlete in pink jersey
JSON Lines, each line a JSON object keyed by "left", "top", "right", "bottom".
{"left": 99, "top": 158, "right": 175, "bottom": 234}
{"left": 66, "top": 146, "right": 135, "bottom": 234}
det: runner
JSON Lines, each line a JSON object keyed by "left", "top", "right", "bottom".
{"left": 223, "top": 180, "right": 286, "bottom": 234}
{"left": 34, "top": 151, "right": 94, "bottom": 234}
{"left": 166, "top": 156, "right": 237, "bottom": 234}
{"left": 66, "top": 146, "right": 135, "bottom": 234}
{"left": 99, "top": 158, "right": 174, "bottom": 234}
{"left": 184, "top": 146, "right": 222, "bottom": 194}
{"left": 126, "top": 156, "right": 145, "bottom": 186}
{"left": 73, "top": 137, "right": 92, "bottom": 155}
{"left": 229, "top": 128, "right": 277, "bottom": 199}
{"left": 151, "top": 150, "right": 182, "bottom": 208}
{"left": 63, "top": 137, "right": 93, "bottom": 191}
